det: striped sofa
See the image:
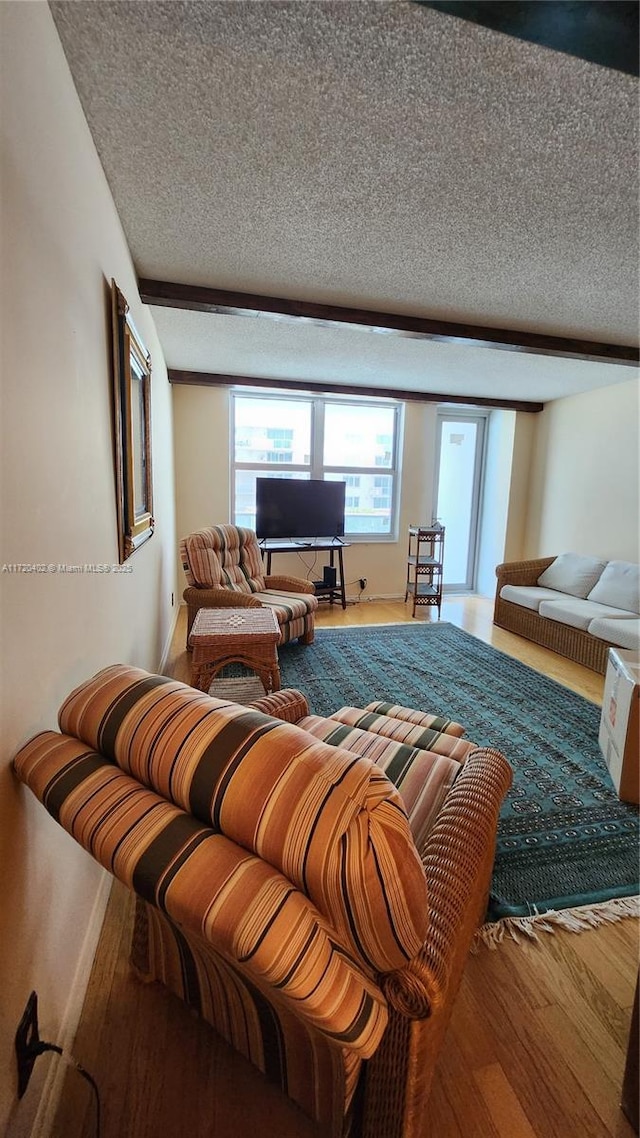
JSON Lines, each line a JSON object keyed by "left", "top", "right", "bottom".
{"left": 13, "top": 666, "right": 511, "bottom": 1138}
{"left": 180, "top": 524, "right": 318, "bottom": 647}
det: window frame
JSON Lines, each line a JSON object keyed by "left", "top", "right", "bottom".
{"left": 231, "top": 391, "right": 403, "bottom": 542}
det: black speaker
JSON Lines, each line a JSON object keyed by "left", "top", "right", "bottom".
{"left": 323, "top": 564, "right": 337, "bottom": 587}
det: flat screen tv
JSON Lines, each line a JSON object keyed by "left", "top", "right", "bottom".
{"left": 255, "top": 478, "right": 346, "bottom": 542}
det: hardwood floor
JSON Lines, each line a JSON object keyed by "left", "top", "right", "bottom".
{"left": 52, "top": 597, "right": 637, "bottom": 1138}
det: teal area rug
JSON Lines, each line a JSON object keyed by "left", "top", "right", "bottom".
{"left": 278, "top": 622, "right": 639, "bottom": 926}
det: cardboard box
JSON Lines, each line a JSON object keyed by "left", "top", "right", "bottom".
{"left": 598, "top": 648, "right": 640, "bottom": 805}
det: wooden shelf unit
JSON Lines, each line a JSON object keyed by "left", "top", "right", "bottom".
{"left": 405, "top": 524, "right": 445, "bottom": 619}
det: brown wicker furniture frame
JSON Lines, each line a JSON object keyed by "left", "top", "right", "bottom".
{"left": 494, "top": 557, "right": 613, "bottom": 673}
{"left": 189, "top": 607, "right": 281, "bottom": 694}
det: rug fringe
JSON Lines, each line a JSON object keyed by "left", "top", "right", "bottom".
{"left": 473, "top": 895, "right": 640, "bottom": 950}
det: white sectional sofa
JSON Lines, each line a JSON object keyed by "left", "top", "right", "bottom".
{"left": 494, "top": 554, "right": 640, "bottom": 673}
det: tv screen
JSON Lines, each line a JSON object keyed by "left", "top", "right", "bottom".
{"left": 256, "top": 478, "right": 346, "bottom": 541}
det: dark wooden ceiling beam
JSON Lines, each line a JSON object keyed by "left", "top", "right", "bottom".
{"left": 139, "top": 278, "right": 639, "bottom": 366}
{"left": 168, "top": 369, "right": 545, "bottom": 413}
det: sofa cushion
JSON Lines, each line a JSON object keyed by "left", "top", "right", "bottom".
{"left": 297, "top": 714, "right": 471, "bottom": 850}
{"left": 363, "top": 701, "right": 466, "bottom": 738}
{"left": 499, "top": 584, "right": 568, "bottom": 611}
{"left": 586, "top": 561, "right": 640, "bottom": 614}
{"left": 587, "top": 616, "right": 640, "bottom": 651}
{"left": 329, "top": 707, "right": 466, "bottom": 750}
{"left": 537, "top": 553, "right": 607, "bottom": 598}
{"left": 57, "top": 665, "right": 429, "bottom": 974}
{"left": 181, "top": 525, "right": 266, "bottom": 592}
{"left": 538, "top": 596, "right": 633, "bottom": 631}
{"left": 252, "top": 590, "right": 318, "bottom": 622}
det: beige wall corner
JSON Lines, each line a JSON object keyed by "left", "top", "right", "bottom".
{"left": 525, "top": 378, "right": 640, "bottom": 562}
{"left": 172, "top": 383, "right": 232, "bottom": 597}
{"left": 504, "top": 411, "right": 536, "bottom": 562}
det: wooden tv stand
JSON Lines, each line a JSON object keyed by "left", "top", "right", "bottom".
{"left": 259, "top": 539, "right": 349, "bottom": 609}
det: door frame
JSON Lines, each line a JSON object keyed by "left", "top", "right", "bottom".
{"left": 433, "top": 409, "right": 488, "bottom": 592}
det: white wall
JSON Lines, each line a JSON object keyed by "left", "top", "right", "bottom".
{"left": 525, "top": 378, "right": 639, "bottom": 561}
{"left": 0, "top": 5, "right": 176, "bottom": 1132}
{"left": 172, "top": 385, "right": 440, "bottom": 600}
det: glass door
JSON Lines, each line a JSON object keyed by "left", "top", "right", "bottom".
{"left": 434, "top": 411, "right": 487, "bottom": 591}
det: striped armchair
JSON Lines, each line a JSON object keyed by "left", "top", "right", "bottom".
{"left": 13, "top": 666, "right": 511, "bottom": 1138}
{"left": 180, "top": 524, "right": 318, "bottom": 647}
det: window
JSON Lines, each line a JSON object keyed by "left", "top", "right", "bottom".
{"left": 232, "top": 393, "right": 402, "bottom": 539}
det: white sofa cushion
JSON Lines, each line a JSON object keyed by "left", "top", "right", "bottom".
{"left": 537, "top": 553, "right": 607, "bottom": 599}
{"left": 588, "top": 616, "right": 640, "bottom": 651}
{"left": 538, "top": 597, "right": 633, "bottom": 631}
{"left": 500, "top": 584, "right": 568, "bottom": 611}
{"left": 586, "top": 561, "right": 640, "bottom": 614}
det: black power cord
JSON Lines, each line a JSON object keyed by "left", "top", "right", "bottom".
{"left": 28, "top": 1042, "right": 101, "bottom": 1138}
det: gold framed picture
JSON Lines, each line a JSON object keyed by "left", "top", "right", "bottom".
{"left": 111, "top": 280, "right": 154, "bottom": 562}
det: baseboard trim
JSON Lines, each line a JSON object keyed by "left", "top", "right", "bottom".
{"left": 30, "top": 872, "right": 112, "bottom": 1138}
{"left": 159, "top": 603, "right": 181, "bottom": 674}
{"left": 338, "top": 593, "right": 406, "bottom": 606}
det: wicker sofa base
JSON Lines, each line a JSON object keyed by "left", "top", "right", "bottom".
{"left": 494, "top": 595, "right": 611, "bottom": 674}
{"left": 491, "top": 556, "right": 635, "bottom": 675}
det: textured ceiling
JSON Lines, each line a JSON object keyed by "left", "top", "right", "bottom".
{"left": 154, "top": 307, "right": 631, "bottom": 404}
{"left": 49, "top": 0, "right": 639, "bottom": 404}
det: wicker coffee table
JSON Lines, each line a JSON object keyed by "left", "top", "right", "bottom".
{"left": 189, "top": 607, "right": 281, "bottom": 695}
